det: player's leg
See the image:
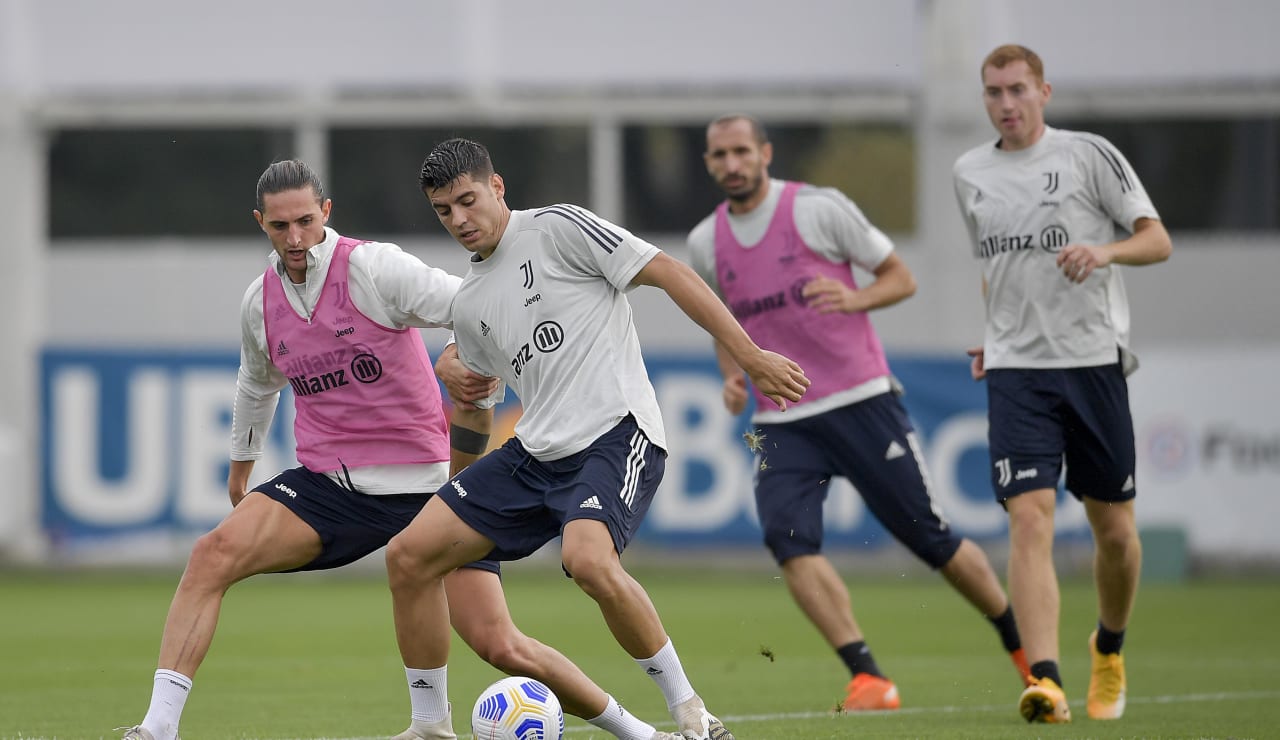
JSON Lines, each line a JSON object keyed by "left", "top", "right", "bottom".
{"left": 385, "top": 494, "right": 495, "bottom": 705}
{"left": 827, "top": 395, "right": 1029, "bottom": 684}
{"left": 127, "top": 469, "right": 329, "bottom": 740}
{"left": 751, "top": 416, "right": 898, "bottom": 710}
{"left": 446, "top": 566, "right": 678, "bottom": 740}
{"left": 1063, "top": 362, "right": 1139, "bottom": 719}
{"left": 554, "top": 416, "right": 734, "bottom": 740}
{"left": 985, "top": 369, "right": 1071, "bottom": 723}
{"left": 387, "top": 443, "right": 545, "bottom": 739}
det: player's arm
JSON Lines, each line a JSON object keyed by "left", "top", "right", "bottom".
{"left": 1056, "top": 217, "right": 1172, "bottom": 283}
{"left": 803, "top": 252, "right": 917, "bottom": 315}
{"left": 436, "top": 341, "right": 500, "bottom": 410}
{"left": 714, "top": 341, "right": 749, "bottom": 415}
{"left": 632, "top": 251, "right": 809, "bottom": 410}
{"left": 229, "top": 282, "right": 285, "bottom": 506}
{"left": 449, "top": 403, "right": 493, "bottom": 477}
{"left": 967, "top": 276, "right": 988, "bottom": 381}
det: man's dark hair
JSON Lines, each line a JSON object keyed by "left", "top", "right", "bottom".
{"left": 255, "top": 159, "right": 324, "bottom": 211}
{"left": 419, "top": 138, "right": 495, "bottom": 191}
{"left": 422, "top": 137, "right": 496, "bottom": 192}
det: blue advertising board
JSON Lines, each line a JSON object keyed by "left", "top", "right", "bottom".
{"left": 40, "top": 347, "right": 1088, "bottom": 558}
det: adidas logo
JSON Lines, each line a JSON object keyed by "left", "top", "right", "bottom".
{"left": 276, "top": 341, "right": 289, "bottom": 355}
{"left": 884, "top": 440, "right": 905, "bottom": 460}
{"left": 481, "top": 320, "right": 491, "bottom": 337}
{"left": 410, "top": 679, "right": 434, "bottom": 689}
{"left": 1121, "top": 475, "right": 1135, "bottom": 493}
{"left": 579, "top": 495, "right": 603, "bottom": 510}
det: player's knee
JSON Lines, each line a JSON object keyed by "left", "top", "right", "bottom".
{"left": 384, "top": 534, "right": 433, "bottom": 585}
{"left": 562, "top": 553, "right": 621, "bottom": 598}
{"left": 184, "top": 528, "right": 244, "bottom": 586}
{"left": 1091, "top": 516, "right": 1139, "bottom": 556}
{"left": 763, "top": 529, "right": 815, "bottom": 564}
{"left": 472, "top": 632, "right": 533, "bottom": 675}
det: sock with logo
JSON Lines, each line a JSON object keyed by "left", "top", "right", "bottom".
{"left": 637, "top": 638, "right": 696, "bottom": 709}
{"left": 1030, "top": 660, "right": 1063, "bottom": 688}
{"left": 140, "top": 669, "right": 192, "bottom": 740}
{"left": 1095, "top": 621, "right": 1126, "bottom": 655}
{"left": 837, "top": 640, "right": 884, "bottom": 678}
{"left": 405, "top": 665, "right": 450, "bottom": 722}
{"left": 587, "top": 694, "right": 658, "bottom": 740}
{"left": 988, "top": 606, "right": 1022, "bottom": 652}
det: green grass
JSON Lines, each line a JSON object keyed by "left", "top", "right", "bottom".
{"left": 2, "top": 561, "right": 1278, "bottom": 739}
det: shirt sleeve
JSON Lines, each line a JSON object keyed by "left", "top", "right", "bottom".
{"left": 794, "top": 186, "right": 894, "bottom": 272}
{"left": 536, "top": 204, "right": 659, "bottom": 290}
{"left": 685, "top": 214, "right": 721, "bottom": 297}
{"left": 353, "top": 241, "right": 462, "bottom": 329}
{"left": 952, "top": 161, "right": 982, "bottom": 253}
{"left": 1079, "top": 133, "right": 1161, "bottom": 232}
{"left": 230, "top": 278, "right": 286, "bottom": 461}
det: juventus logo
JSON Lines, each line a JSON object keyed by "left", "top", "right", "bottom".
{"left": 520, "top": 260, "right": 534, "bottom": 289}
{"left": 1042, "top": 171, "right": 1059, "bottom": 194}
{"left": 995, "top": 458, "right": 1012, "bottom": 487}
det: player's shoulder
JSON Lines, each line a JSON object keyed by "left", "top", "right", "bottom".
{"left": 687, "top": 211, "right": 716, "bottom": 245}
{"left": 794, "top": 182, "right": 856, "bottom": 210}
{"left": 953, "top": 138, "right": 1001, "bottom": 175}
{"left": 528, "top": 202, "right": 616, "bottom": 234}
{"left": 1049, "top": 126, "right": 1124, "bottom": 159}
{"left": 526, "top": 203, "right": 631, "bottom": 253}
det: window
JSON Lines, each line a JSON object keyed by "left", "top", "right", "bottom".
{"left": 48, "top": 128, "right": 292, "bottom": 238}
{"left": 1051, "top": 116, "right": 1280, "bottom": 231}
{"left": 328, "top": 126, "right": 590, "bottom": 237}
{"left": 623, "top": 122, "right": 915, "bottom": 234}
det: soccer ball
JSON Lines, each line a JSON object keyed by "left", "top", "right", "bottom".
{"left": 471, "top": 676, "right": 565, "bottom": 740}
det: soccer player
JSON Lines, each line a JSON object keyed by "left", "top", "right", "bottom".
{"left": 953, "top": 45, "right": 1172, "bottom": 723}
{"left": 686, "top": 114, "right": 1031, "bottom": 712}
{"left": 386, "top": 137, "right": 809, "bottom": 740}
{"left": 123, "top": 160, "right": 688, "bottom": 740}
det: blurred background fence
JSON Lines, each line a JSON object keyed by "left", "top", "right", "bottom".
{"left": 3, "top": 0, "right": 1278, "bottom": 571}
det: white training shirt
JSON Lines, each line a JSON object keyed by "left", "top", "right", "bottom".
{"left": 233, "top": 227, "right": 460, "bottom": 494}
{"left": 952, "top": 126, "right": 1159, "bottom": 373}
{"left": 451, "top": 205, "right": 666, "bottom": 461}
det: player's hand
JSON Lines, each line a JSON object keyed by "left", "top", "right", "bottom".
{"left": 967, "top": 346, "right": 986, "bottom": 380}
{"left": 741, "top": 349, "right": 809, "bottom": 411}
{"left": 1056, "top": 243, "right": 1111, "bottom": 283}
{"left": 801, "top": 275, "right": 858, "bottom": 314}
{"left": 435, "top": 345, "right": 499, "bottom": 409}
{"left": 723, "top": 374, "right": 749, "bottom": 416}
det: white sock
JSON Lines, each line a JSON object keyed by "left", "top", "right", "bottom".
{"left": 140, "top": 669, "right": 192, "bottom": 740}
{"left": 406, "top": 665, "right": 450, "bottom": 722}
{"left": 636, "top": 639, "right": 696, "bottom": 709}
{"left": 587, "top": 694, "right": 658, "bottom": 740}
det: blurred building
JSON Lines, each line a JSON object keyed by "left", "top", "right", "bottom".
{"left": 3, "top": 0, "right": 1278, "bottom": 565}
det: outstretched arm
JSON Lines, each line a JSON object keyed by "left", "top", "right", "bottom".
{"left": 632, "top": 252, "right": 809, "bottom": 410}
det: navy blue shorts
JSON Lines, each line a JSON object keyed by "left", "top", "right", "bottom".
{"left": 437, "top": 415, "right": 666, "bottom": 562}
{"left": 754, "top": 393, "right": 961, "bottom": 569}
{"left": 986, "top": 363, "right": 1136, "bottom": 503}
{"left": 256, "top": 467, "right": 500, "bottom": 574}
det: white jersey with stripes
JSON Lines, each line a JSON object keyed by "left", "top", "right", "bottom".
{"left": 452, "top": 205, "right": 667, "bottom": 461}
{"left": 953, "top": 126, "right": 1160, "bottom": 373}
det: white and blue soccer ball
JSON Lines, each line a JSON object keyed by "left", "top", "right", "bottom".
{"left": 471, "top": 676, "right": 565, "bottom": 740}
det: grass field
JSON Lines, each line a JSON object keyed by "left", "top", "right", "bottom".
{"left": 2, "top": 561, "right": 1277, "bottom": 739}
